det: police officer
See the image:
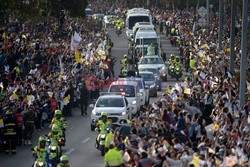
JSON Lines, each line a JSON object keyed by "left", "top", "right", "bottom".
{"left": 96, "top": 112, "right": 111, "bottom": 134}
{"left": 51, "top": 110, "right": 67, "bottom": 131}
{"left": 48, "top": 125, "right": 63, "bottom": 145}
{"left": 121, "top": 55, "right": 128, "bottom": 77}
{"left": 189, "top": 55, "right": 197, "bottom": 70}
{"left": 3, "top": 111, "right": 17, "bottom": 154}
{"left": 104, "top": 144, "right": 124, "bottom": 167}
{"left": 32, "top": 136, "right": 48, "bottom": 159}
{"left": 57, "top": 155, "right": 71, "bottom": 167}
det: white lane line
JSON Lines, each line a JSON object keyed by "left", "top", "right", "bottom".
{"left": 65, "top": 148, "right": 75, "bottom": 155}
{"left": 81, "top": 137, "right": 91, "bottom": 143}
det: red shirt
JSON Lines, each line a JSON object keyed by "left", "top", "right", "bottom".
{"left": 49, "top": 98, "right": 57, "bottom": 112}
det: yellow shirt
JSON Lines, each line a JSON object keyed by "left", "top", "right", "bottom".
{"left": 104, "top": 148, "right": 123, "bottom": 167}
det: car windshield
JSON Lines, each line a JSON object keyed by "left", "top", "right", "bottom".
{"left": 140, "top": 68, "right": 160, "bottom": 76}
{"left": 129, "top": 16, "right": 150, "bottom": 29}
{"left": 109, "top": 85, "right": 135, "bottom": 97}
{"left": 124, "top": 79, "right": 144, "bottom": 89}
{"left": 140, "top": 57, "right": 164, "bottom": 64}
{"left": 96, "top": 98, "right": 125, "bottom": 107}
{"left": 140, "top": 73, "right": 154, "bottom": 80}
{"left": 136, "top": 38, "right": 158, "bottom": 46}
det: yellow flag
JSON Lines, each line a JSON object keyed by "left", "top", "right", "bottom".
{"left": 163, "top": 140, "right": 170, "bottom": 148}
{"left": 12, "top": 93, "right": 18, "bottom": 100}
{"left": 184, "top": 88, "right": 191, "bottom": 94}
{"left": 63, "top": 95, "right": 70, "bottom": 103}
{"left": 75, "top": 49, "right": 82, "bottom": 63}
{"left": 167, "top": 88, "right": 171, "bottom": 94}
{"left": 212, "top": 123, "right": 219, "bottom": 131}
{"left": 26, "top": 95, "right": 31, "bottom": 101}
{"left": 190, "top": 156, "right": 200, "bottom": 167}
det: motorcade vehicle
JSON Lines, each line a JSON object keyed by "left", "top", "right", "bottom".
{"left": 139, "top": 67, "right": 162, "bottom": 90}
{"left": 108, "top": 80, "right": 142, "bottom": 115}
{"left": 85, "top": 8, "right": 93, "bottom": 17}
{"left": 90, "top": 95, "right": 130, "bottom": 131}
{"left": 138, "top": 55, "right": 167, "bottom": 81}
{"left": 126, "top": 8, "right": 152, "bottom": 39}
{"left": 117, "top": 77, "right": 150, "bottom": 105}
{"left": 139, "top": 71, "right": 157, "bottom": 97}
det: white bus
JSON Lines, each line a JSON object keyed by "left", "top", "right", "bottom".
{"left": 126, "top": 8, "right": 152, "bottom": 39}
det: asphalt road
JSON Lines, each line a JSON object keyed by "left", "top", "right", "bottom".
{"left": 0, "top": 28, "right": 181, "bottom": 167}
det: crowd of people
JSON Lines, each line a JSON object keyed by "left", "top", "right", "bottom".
{"left": 0, "top": 2, "right": 116, "bottom": 152}
{"left": 0, "top": 0, "right": 249, "bottom": 166}
{"left": 104, "top": 6, "right": 250, "bottom": 167}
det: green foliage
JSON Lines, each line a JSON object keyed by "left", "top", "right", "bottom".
{"left": 0, "top": 0, "right": 88, "bottom": 23}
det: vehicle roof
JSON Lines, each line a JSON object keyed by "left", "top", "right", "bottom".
{"left": 111, "top": 80, "right": 137, "bottom": 86}
{"left": 141, "top": 55, "right": 161, "bottom": 58}
{"left": 99, "top": 94, "right": 124, "bottom": 98}
{"left": 139, "top": 71, "right": 154, "bottom": 75}
{"left": 134, "top": 22, "right": 152, "bottom": 26}
{"left": 135, "top": 30, "right": 157, "bottom": 39}
{"left": 85, "top": 8, "right": 92, "bottom": 11}
{"left": 119, "top": 77, "right": 143, "bottom": 82}
{"left": 127, "top": 8, "right": 150, "bottom": 14}
{"left": 139, "top": 67, "right": 158, "bottom": 70}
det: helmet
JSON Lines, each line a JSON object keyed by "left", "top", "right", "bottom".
{"left": 124, "top": 54, "right": 127, "bottom": 58}
{"left": 190, "top": 55, "right": 194, "bottom": 59}
{"left": 55, "top": 110, "right": 62, "bottom": 115}
{"left": 170, "top": 54, "right": 175, "bottom": 59}
{"left": 52, "top": 125, "right": 60, "bottom": 132}
{"left": 5, "top": 110, "right": 12, "bottom": 115}
{"left": 176, "top": 56, "right": 180, "bottom": 62}
{"left": 39, "top": 136, "right": 46, "bottom": 143}
{"left": 60, "top": 155, "right": 69, "bottom": 162}
{"left": 101, "top": 112, "right": 108, "bottom": 117}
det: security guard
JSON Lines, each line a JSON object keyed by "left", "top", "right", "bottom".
{"left": 169, "top": 54, "right": 176, "bottom": 65}
{"left": 171, "top": 27, "right": 176, "bottom": 36}
{"left": 104, "top": 144, "right": 124, "bottom": 167}
{"left": 33, "top": 136, "right": 48, "bottom": 159}
{"left": 175, "top": 56, "right": 181, "bottom": 67}
{"left": 189, "top": 55, "right": 196, "bottom": 70}
{"left": 115, "top": 21, "right": 123, "bottom": 30}
{"left": 121, "top": 55, "right": 128, "bottom": 77}
{"left": 57, "top": 155, "right": 71, "bottom": 167}
{"left": 3, "top": 111, "right": 17, "bottom": 154}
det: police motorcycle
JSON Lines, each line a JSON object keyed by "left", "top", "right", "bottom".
{"left": 47, "top": 142, "right": 61, "bottom": 167}
{"left": 168, "top": 55, "right": 183, "bottom": 81}
{"left": 31, "top": 136, "right": 49, "bottom": 167}
{"left": 116, "top": 26, "right": 122, "bottom": 37}
{"left": 95, "top": 127, "right": 110, "bottom": 156}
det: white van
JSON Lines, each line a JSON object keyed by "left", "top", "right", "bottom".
{"left": 132, "top": 22, "right": 156, "bottom": 39}
{"left": 134, "top": 29, "right": 160, "bottom": 56}
{"left": 126, "top": 8, "right": 152, "bottom": 39}
{"left": 108, "top": 81, "right": 142, "bottom": 115}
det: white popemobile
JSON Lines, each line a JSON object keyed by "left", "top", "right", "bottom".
{"left": 89, "top": 94, "right": 130, "bottom": 131}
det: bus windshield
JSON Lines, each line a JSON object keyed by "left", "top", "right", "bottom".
{"left": 128, "top": 16, "right": 150, "bottom": 29}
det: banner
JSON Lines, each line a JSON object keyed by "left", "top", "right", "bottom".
{"left": 70, "top": 32, "right": 82, "bottom": 51}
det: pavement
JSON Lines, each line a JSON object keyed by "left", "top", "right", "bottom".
{"left": 0, "top": 28, "right": 181, "bottom": 167}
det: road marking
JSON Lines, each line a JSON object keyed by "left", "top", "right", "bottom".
{"left": 81, "top": 137, "right": 91, "bottom": 143}
{"left": 65, "top": 148, "right": 75, "bottom": 155}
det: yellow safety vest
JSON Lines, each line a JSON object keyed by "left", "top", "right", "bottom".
{"left": 104, "top": 148, "right": 123, "bottom": 167}
{"left": 190, "top": 59, "right": 196, "bottom": 69}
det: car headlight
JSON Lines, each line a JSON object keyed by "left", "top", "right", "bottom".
{"left": 150, "top": 83, "right": 156, "bottom": 88}
{"left": 92, "top": 110, "right": 96, "bottom": 115}
{"left": 161, "top": 67, "right": 166, "bottom": 71}
{"left": 50, "top": 146, "right": 56, "bottom": 151}
{"left": 132, "top": 100, "right": 137, "bottom": 105}
{"left": 38, "top": 162, "right": 44, "bottom": 166}
{"left": 122, "top": 111, "right": 126, "bottom": 116}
